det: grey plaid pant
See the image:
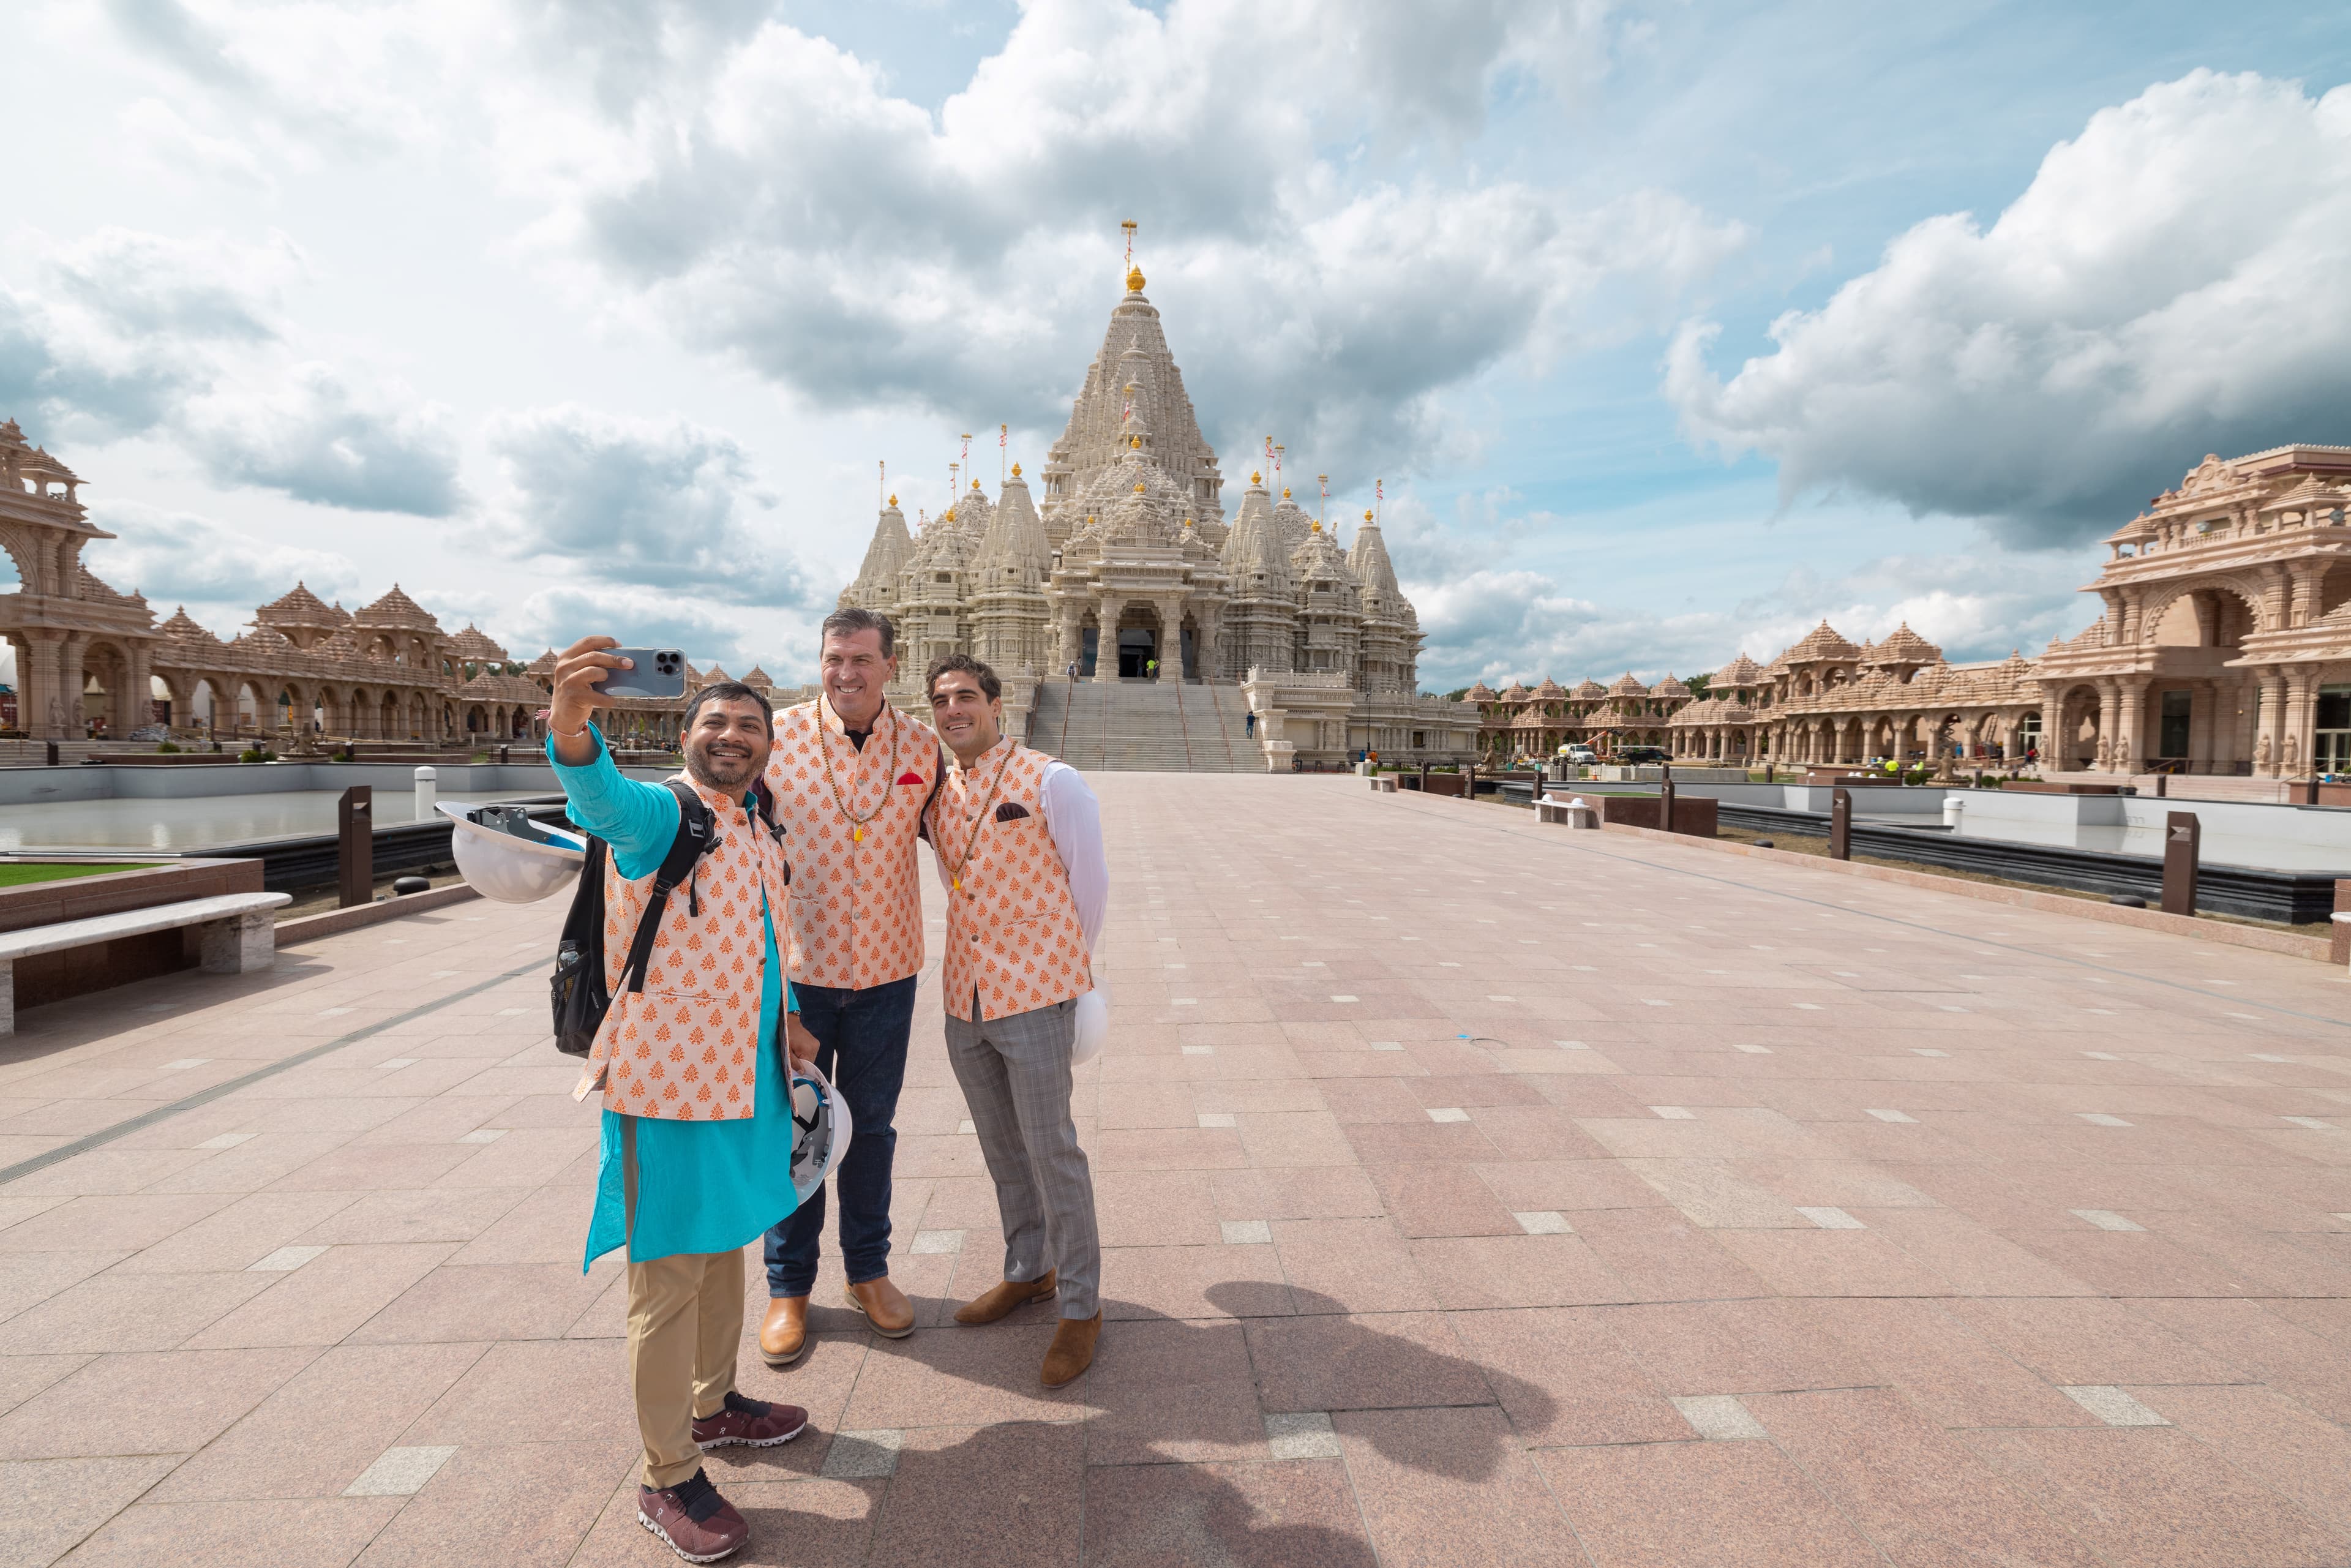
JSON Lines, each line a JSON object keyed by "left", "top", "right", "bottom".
{"left": 943, "top": 994, "right": 1100, "bottom": 1319}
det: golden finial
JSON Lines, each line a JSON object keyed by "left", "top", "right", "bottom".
{"left": 1010, "top": 462, "right": 1021, "bottom": 478}
{"left": 1126, "top": 263, "right": 1146, "bottom": 293}
{"left": 942, "top": 506, "right": 956, "bottom": 523}
{"left": 1310, "top": 519, "right": 1322, "bottom": 532}
{"left": 1364, "top": 509, "right": 1374, "bottom": 522}
{"left": 1133, "top": 482, "right": 1146, "bottom": 493}
{"left": 972, "top": 478, "right": 981, "bottom": 490}
{"left": 1128, "top": 435, "right": 1140, "bottom": 449}
{"left": 1250, "top": 470, "right": 1262, "bottom": 484}
{"left": 1281, "top": 487, "right": 1291, "bottom": 499}
{"left": 887, "top": 493, "right": 897, "bottom": 507}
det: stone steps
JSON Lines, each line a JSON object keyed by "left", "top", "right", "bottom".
{"left": 1029, "top": 681, "right": 1261, "bottom": 772}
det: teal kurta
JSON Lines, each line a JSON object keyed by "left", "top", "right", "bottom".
{"left": 551, "top": 728, "right": 800, "bottom": 1269}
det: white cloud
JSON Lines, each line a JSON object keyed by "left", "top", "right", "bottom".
{"left": 119, "top": 97, "right": 272, "bottom": 189}
{"left": 92, "top": 0, "right": 1741, "bottom": 488}
{"left": 1665, "top": 70, "right": 2351, "bottom": 545}
{"left": 487, "top": 583, "right": 816, "bottom": 682}
{"left": 186, "top": 365, "right": 463, "bottom": 516}
{"left": 484, "top": 404, "right": 808, "bottom": 608}
{"left": 0, "top": 226, "right": 463, "bottom": 515}
{"left": 80, "top": 498, "right": 361, "bottom": 635}
{"left": 1409, "top": 543, "right": 2093, "bottom": 691}
{"left": 539, "top": 0, "right": 1742, "bottom": 481}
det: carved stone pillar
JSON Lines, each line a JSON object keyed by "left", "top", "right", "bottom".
{"left": 1095, "top": 596, "right": 1122, "bottom": 677}
{"left": 2260, "top": 673, "right": 2285, "bottom": 776}
{"left": 2091, "top": 681, "right": 2119, "bottom": 772}
{"left": 2282, "top": 669, "right": 2316, "bottom": 777}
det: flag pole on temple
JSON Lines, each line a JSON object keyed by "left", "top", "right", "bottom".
{"left": 1000, "top": 423, "right": 1008, "bottom": 486}
{"left": 1318, "top": 474, "right": 1329, "bottom": 531}
{"left": 878, "top": 460, "right": 886, "bottom": 514}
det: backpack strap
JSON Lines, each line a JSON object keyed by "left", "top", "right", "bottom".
{"left": 617, "top": 781, "right": 716, "bottom": 997}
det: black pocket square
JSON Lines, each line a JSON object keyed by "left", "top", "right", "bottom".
{"left": 994, "top": 801, "right": 1030, "bottom": 822}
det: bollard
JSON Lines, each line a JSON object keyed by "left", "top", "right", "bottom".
{"left": 1464, "top": 762, "right": 1476, "bottom": 801}
{"left": 337, "top": 785, "right": 374, "bottom": 909}
{"left": 2333, "top": 880, "right": 2351, "bottom": 967}
{"left": 1829, "top": 786, "right": 1853, "bottom": 861}
{"left": 1943, "top": 795, "right": 1965, "bottom": 830}
{"left": 45, "top": 740, "right": 58, "bottom": 767}
{"left": 1659, "top": 778, "right": 1676, "bottom": 835}
{"left": 499, "top": 744, "right": 511, "bottom": 766}
{"left": 413, "top": 765, "right": 437, "bottom": 820}
{"left": 2161, "top": 810, "right": 2200, "bottom": 917}
{"left": 1418, "top": 761, "right": 1430, "bottom": 795}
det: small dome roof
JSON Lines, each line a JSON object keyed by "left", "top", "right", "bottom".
{"left": 1608, "top": 672, "right": 1649, "bottom": 697}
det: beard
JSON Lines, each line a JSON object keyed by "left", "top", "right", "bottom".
{"left": 686, "top": 740, "right": 763, "bottom": 792}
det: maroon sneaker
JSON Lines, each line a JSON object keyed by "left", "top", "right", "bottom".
{"left": 692, "top": 1390, "right": 808, "bottom": 1451}
{"left": 638, "top": 1469, "right": 748, "bottom": 1563}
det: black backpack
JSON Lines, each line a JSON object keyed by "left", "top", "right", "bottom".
{"left": 550, "top": 780, "right": 786, "bottom": 1059}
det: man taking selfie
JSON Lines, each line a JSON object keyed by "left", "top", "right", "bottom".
{"left": 922, "top": 653, "right": 1109, "bottom": 1386}
{"left": 547, "top": 637, "right": 812, "bottom": 1563}
{"left": 756, "top": 608, "right": 939, "bottom": 1360}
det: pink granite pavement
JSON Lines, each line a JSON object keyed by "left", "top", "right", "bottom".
{"left": 2, "top": 774, "right": 2350, "bottom": 1565}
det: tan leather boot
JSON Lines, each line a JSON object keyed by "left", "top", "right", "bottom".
{"left": 843, "top": 1276, "right": 915, "bottom": 1339}
{"left": 759, "top": 1296, "right": 809, "bottom": 1367}
{"left": 1041, "top": 1312, "right": 1101, "bottom": 1388}
{"left": 954, "top": 1270, "right": 1058, "bottom": 1326}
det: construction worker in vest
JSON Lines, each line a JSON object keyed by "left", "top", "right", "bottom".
{"left": 547, "top": 638, "right": 811, "bottom": 1565}
{"left": 922, "top": 652, "right": 1110, "bottom": 1386}
{"left": 756, "top": 607, "right": 939, "bottom": 1362}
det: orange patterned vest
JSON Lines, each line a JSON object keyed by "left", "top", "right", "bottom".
{"left": 588, "top": 775, "right": 791, "bottom": 1121}
{"left": 763, "top": 697, "right": 938, "bottom": 990}
{"left": 928, "top": 738, "right": 1092, "bottom": 1023}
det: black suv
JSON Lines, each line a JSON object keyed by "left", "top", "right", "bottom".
{"left": 1614, "top": 745, "right": 1671, "bottom": 764}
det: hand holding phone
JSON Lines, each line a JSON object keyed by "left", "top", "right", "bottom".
{"left": 549, "top": 639, "right": 687, "bottom": 759}
{"left": 595, "top": 648, "right": 687, "bottom": 700}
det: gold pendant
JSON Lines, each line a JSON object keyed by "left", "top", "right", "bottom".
{"left": 852, "top": 827, "right": 863, "bottom": 842}
{"left": 951, "top": 876, "right": 961, "bottom": 891}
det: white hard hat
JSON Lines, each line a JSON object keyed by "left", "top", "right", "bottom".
{"left": 1073, "top": 986, "right": 1108, "bottom": 1067}
{"left": 440, "top": 801, "right": 588, "bottom": 904}
{"left": 789, "top": 1062, "right": 854, "bottom": 1203}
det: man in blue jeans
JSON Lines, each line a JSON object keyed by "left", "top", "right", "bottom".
{"left": 756, "top": 609, "right": 941, "bottom": 1361}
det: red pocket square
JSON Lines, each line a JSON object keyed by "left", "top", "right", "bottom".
{"left": 896, "top": 771, "right": 924, "bottom": 786}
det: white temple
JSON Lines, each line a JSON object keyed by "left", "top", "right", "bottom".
{"left": 842, "top": 259, "right": 1476, "bottom": 767}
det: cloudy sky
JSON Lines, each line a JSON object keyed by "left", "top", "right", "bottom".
{"left": 3, "top": 1, "right": 2346, "bottom": 690}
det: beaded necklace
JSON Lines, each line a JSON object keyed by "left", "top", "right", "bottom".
{"left": 937, "top": 739, "right": 1019, "bottom": 895}
{"left": 816, "top": 696, "right": 902, "bottom": 844}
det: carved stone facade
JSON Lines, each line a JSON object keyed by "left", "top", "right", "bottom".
{"left": 1472, "top": 445, "right": 2351, "bottom": 779}
{"left": 840, "top": 264, "right": 1479, "bottom": 765}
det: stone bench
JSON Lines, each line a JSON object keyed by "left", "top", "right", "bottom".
{"left": 1368, "top": 776, "right": 1397, "bottom": 793}
{"left": 1538, "top": 796, "right": 1600, "bottom": 829}
{"left": 0, "top": 891, "right": 291, "bottom": 1035}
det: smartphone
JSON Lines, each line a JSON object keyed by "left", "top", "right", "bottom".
{"left": 594, "top": 648, "right": 687, "bottom": 700}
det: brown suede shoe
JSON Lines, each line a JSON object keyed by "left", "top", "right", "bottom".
{"left": 954, "top": 1270, "right": 1058, "bottom": 1325}
{"left": 759, "top": 1296, "right": 809, "bottom": 1367}
{"left": 843, "top": 1275, "right": 915, "bottom": 1338}
{"left": 1041, "top": 1312, "right": 1101, "bottom": 1388}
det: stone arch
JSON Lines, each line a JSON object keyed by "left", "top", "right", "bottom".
{"left": 2139, "top": 576, "right": 2267, "bottom": 644}
{"left": 2055, "top": 683, "right": 2103, "bottom": 770}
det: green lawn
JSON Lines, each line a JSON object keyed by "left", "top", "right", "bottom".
{"left": 0, "top": 863, "right": 149, "bottom": 888}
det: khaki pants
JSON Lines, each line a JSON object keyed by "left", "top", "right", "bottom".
{"left": 626, "top": 1245, "right": 745, "bottom": 1490}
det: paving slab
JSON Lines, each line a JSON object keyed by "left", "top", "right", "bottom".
{"left": 0, "top": 775, "right": 2346, "bottom": 1563}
